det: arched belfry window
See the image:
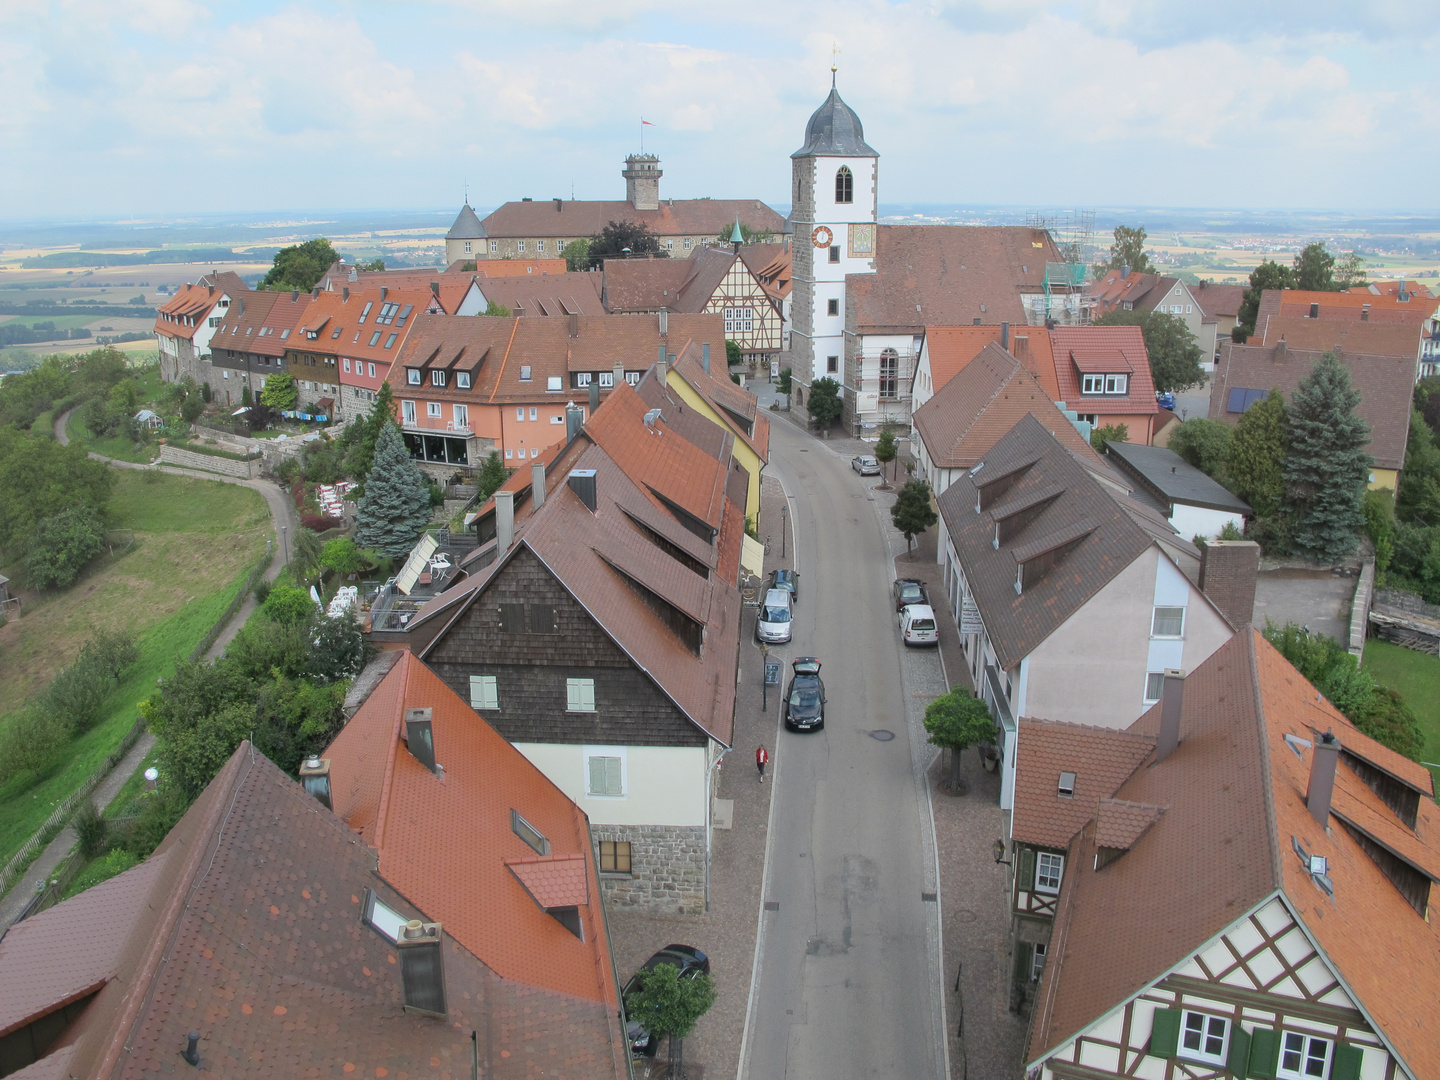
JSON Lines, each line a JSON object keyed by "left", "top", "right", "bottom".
{"left": 835, "top": 166, "right": 853, "bottom": 204}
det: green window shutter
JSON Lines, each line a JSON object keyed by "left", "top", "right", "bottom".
{"left": 588, "top": 756, "right": 605, "bottom": 796}
{"left": 1018, "top": 848, "right": 1036, "bottom": 891}
{"left": 605, "top": 756, "right": 622, "bottom": 796}
{"left": 1149, "top": 1008, "right": 1181, "bottom": 1059}
{"left": 1227, "top": 1024, "right": 1252, "bottom": 1078}
{"left": 1012, "top": 942, "right": 1034, "bottom": 985}
{"left": 1248, "top": 1027, "right": 1280, "bottom": 1079}
{"left": 1330, "top": 1044, "right": 1363, "bottom": 1080}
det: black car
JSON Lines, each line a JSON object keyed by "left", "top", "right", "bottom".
{"left": 623, "top": 944, "right": 711, "bottom": 1057}
{"left": 785, "top": 657, "right": 825, "bottom": 732}
{"left": 770, "top": 567, "right": 800, "bottom": 604}
{"left": 892, "top": 578, "right": 928, "bottom": 611}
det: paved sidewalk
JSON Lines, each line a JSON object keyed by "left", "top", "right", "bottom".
{"left": 605, "top": 471, "right": 794, "bottom": 1079}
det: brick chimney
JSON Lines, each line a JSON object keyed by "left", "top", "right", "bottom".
{"left": 1274, "top": 339, "right": 1288, "bottom": 362}
{"left": 1199, "top": 540, "right": 1260, "bottom": 631}
{"left": 495, "top": 489, "right": 515, "bottom": 553}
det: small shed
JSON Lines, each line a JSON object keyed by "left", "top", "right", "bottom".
{"left": 1103, "top": 440, "right": 1252, "bottom": 540}
{"left": 0, "top": 574, "right": 10, "bottom": 603}
{"left": 134, "top": 409, "right": 163, "bottom": 429}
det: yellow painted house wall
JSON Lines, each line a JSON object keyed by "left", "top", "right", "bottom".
{"left": 666, "top": 372, "right": 764, "bottom": 523}
{"left": 1370, "top": 470, "right": 1398, "bottom": 492}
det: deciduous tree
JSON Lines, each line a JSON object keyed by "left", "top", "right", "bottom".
{"left": 1093, "top": 225, "right": 1155, "bottom": 277}
{"left": 1090, "top": 423, "right": 1129, "bottom": 453}
{"left": 1093, "top": 308, "right": 1204, "bottom": 392}
{"left": 1233, "top": 259, "right": 1296, "bottom": 344}
{"left": 1227, "top": 389, "right": 1288, "bottom": 518}
{"left": 1293, "top": 242, "right": 1336, "bottom": 292}
{"left": 259, "top": 371, "right": 298, "bottom": 411}
{"left": 874, "top": 429, "right": 897, "bottom": 484}
{"left": 561, "top": 239, "right": 591, "bottom": 272}
{"left": 806, "top": 376, "right": 843, "bottom": 430}
{"left": 262, "top": 238, "right": 339, "bottom": 291}
{"left": 891, "top": 479, "right": 937, "bottom": 554}
{"left": 1166, "top": 418, "right": 1232, "bottom": 480}
{"left": 23, "top": 504, "right": 106, "bottom": 589}
{"left": 923, "top": 689, "right": 997, "bottom": 792}
{"left": 0, "top": 429, "right": 115, "bottom": 554}
{"left": 1284, "top": 354, "right": 1371, "bottom": 563}
{"left": 625, "top": 963, "right": 716, "bottom": 1077}
{"left": 586, "top": 220, "right": 667, "bottom": 266}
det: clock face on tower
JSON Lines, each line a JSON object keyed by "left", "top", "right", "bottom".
{"left": 811, "top": 226, "right": 833, "bottom": 249}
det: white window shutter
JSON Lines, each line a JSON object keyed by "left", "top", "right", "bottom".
{"left": 588, "top": 756, "right": 606, "bottom": 796}
{"left": 469, "top": 675, "right": 485, "bottom": 707}
{"left": 605, "top": 756, "right": 622, "bottom": 796}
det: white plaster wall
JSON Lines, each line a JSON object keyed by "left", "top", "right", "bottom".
{"left": 1170, "top": 502, "right": 1244, "bottom": 541}
{"left": 512, "top": 743, "right": 707, "bottom": 827}
{"left": 1024, "top": 546, "right": 1235, "bottom": 728}
{"left": 808, "top": 153, "right": 877, "bottom": 382}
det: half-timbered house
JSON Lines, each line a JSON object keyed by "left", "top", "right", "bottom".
{"left": 1014, "top": 629, "right": 1440, "bottom": 1080}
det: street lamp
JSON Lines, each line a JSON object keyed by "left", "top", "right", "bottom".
{"left": 280, "top": 524, "right": 289, "bottom": 564}
{"left": 992, "top": 839, "right": 1012, "bottom": 865}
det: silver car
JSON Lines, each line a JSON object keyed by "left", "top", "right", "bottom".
{"left": 852, "top": 455, "right": 881, "bottom": 475}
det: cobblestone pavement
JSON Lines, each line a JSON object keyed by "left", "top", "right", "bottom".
{"left": 605, "top": 471, "right": 794, "bottom": 1080}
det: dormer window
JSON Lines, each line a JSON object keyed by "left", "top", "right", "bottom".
{"left": 407, "top": 368, "right": 421, "bottom": 385}
{"left": 1081, "top": 373, "right": 1128, "bottom": 395}
{"left": 547, "top": 376, "right": 563, "bottom": 392}
{"left": 520, "top": 365, "right": 532, "bottom": 381}
{"left": 431, "top": 370, "right": 446, "bottom": 386}
{"left": 456, "top": 371, "right": 471, "bottom": 389}
{"left": 599, "top": 372, "right": 614, "bottom": 388}
{"left": 1057, "top": 772, "right": 1075, "bottom": 797}
{"left": 575, "top": 372, "right": 591, "bottom": 387}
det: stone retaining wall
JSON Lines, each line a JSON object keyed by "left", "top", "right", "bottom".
{"left": 159, "top": 444, "right": 260, "bottom": 478}
{"left": 593, "top": 824, "right": 706, "bottom": 916}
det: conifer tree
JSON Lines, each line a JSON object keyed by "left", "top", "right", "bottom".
{"left": 1228, "top": 389, "right": 1288, "bottom": 519}
{"left": 355, "top": 423, "right": 432, "bottom": 558}
{"left": 1284, "top": 354, "right": 1372, "bottom": 562}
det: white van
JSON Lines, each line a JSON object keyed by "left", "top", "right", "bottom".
{"left": 756, "top": 588, "right": 793, "bottom": 644}
{"left": 899, "top": 603, "right": 939, "bottom": 647}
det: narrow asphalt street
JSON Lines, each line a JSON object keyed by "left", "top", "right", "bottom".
{"left": 740, "top": 417, "right": 946, "bottom": 1080}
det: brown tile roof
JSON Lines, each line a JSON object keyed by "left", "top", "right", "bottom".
{"left": 1012, "top": 718, "right": 1155, "bottom": 850}
{"left": 1048, "top": 324, "right": 1160, "bottom": 423}
{"left": 478, "top": 271, "right": 606, "bottom": 317}
{"left": 910, "top": 343, "right": 1103, "bottom": 471}
{"left": 671, "top": 341, "right": 770, "bottom": 461}
{"left": 325, "top": 652, "right": 622, "bottom": 1007}
{"left": 935, "top": 415, "right": 1156, "bottom": 670}
{"left": 414, "top": 440, "right": 740, "bottom": 747}
{"left": 922, "top": 325, "right": 1058, "bottom": 398}
{"left": 1189, "top": 280, "right": 1246, "bottom": 321}
{"left": 1092, "top": 799, "right": 1165, "bottom": 849}
{"left": 633, "top": 368, "right": 737, "bottom": 464}
{"left": 849, "top": 226, "right": 1062, "bottom": 331}
{"left": 584, "top": 380, "right": 728, "bottom": 531}
{"left": 480, "top": 199, "right": 784, "bottom": 241}
{"left": 1028, "top": 630, "right": 1440, "bottom": 1080}
{"left": 1259, "top": 314, "right": 1423, "bottom": 358}
{"left": 1210, "top": 340, "right": 1414, "bottom": 469}
{"left": 4, "top": 741, "right": 625, "bottom": 1080}
{"left": 601, "top": 248, "right": 742, "bottom": 315}
{"left": 740, "top": 243, "right": 792, "bottom": 301}
{"left": 0, "top": 851, "right": 171, "bottom": 1038}
{"left": 211, "top": 290, "right": 315, "bottom": 359}
{"left": 1085, "top": 269, "right": 1170, "bottom": 315}
{"left": 1257, "top": 286, "right": 1439, "bottom": 324}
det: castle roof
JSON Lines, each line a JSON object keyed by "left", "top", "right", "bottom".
{"left": 792, "top": 82, "right": 877, "bottom": 158}
{"left": 446, "top": 202, "right": 486, "bottom": 240}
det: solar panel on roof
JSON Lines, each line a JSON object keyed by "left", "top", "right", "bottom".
{"left": 1226, "top": 387, "right": 1266, "bottom": 413}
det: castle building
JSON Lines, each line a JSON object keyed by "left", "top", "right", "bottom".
{"left": 447, "top": 156, "right": 786, "bottom": 265}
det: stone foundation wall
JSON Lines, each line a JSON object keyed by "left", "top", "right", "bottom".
{"left": 159, "top": 444, "right": 260, "bottom": 478}
{"left": 593, "top": 824, "right": 706, "bottom": 916}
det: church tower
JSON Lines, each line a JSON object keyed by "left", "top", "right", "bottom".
{"left": 789, "top": 70, "right": 878, "bottom": 394}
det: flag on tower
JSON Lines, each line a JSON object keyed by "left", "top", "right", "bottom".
{"left": 641, "top": 119, "right": 654, "bottom": 126}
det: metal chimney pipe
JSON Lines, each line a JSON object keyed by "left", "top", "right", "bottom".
{"left": 1000, "top": 322, "right": 1010, "bottom": 350}
{"left": 182, "top": 1032, "right": 201, "bottom": 1067}
{"left": 531, "top": 462, "right": 546, "bottom": 509}
{"left": 1154, "top": 669, "right": 1185, "bottom": 763}
{"left": 1307, "top": 730, "right": 1340, "bottom": 827}
{"left": 495, "top": 490, "right": 514, "bottom": 552}
{"left": 565, "top": 403, "right": 584, "bottom": 441}
{"left": 589, "top": 381, "right": 599, "bottom": 413}
{"left": 702, "top": 342, "right": 711, "bottom": 373}
{"left": 658, "top": 351, "right": 668, "bottom": 387}
{"left": 613, "top": 362, "right": 624, "bottom": 387}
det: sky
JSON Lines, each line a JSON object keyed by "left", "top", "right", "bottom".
{"left": 2, "top": 0, "right": 1437, "bottom": 220}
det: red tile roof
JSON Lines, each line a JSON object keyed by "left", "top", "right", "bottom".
{"left": 506, "top": 855, "right": 591, "bottom": 909}
{"left": 325, "top": 651, "right": 621, "bottom": 1006}
{"left": 602, "top": 246, "right": 740, "bottom": 314}
{"left": 1012, "top": 718, "right": 1156, "bottom": 850}
{"left": 1259, "top": 314, "right": 1423, "bottom": 358}
{"left": 923, "top": 325, "right": 1059, "bottom": 399}
{"left": 293, "top": 284, "right": 439, "bottom": 366}
{"left": 211, "top": 290, "right": 314, "bottom": 359}
{"left": 153, "top": 282, "right": 227, "bottom": 340}
{"left": 477, "top": 271, "right": 606, "bottom": 316}
{"left": 671, "top": 340, "right": 771, "bottom": 461}
{"left": 0, "top": 742, "right": 625, "bottom": 1080}
{"left": 1092, "top": 798, "right": 1165, "bottom": 849}
{"left": 910, "top": 343, "right": 1102, "bottom": 471}
{"left": 1189, "top": 280, "right": 1246, "bottom": 321}
{"left": 480, "top": 199, "right": 784, "bottom": 241}
{"left": 850, "top": 226, "right": 1061, "bottom": 330}
{"left": 1048, "top": 324, "right": 1160, "bottom": 423}
{"left": 1028, "top": 630, "right": 1440, "bottom": 1080}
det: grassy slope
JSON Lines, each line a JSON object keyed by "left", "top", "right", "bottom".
{"left": 64, "top": 366, "right": 166, "bottom": 462}
{"left": 0, "top": 470, "right": 268, "bottom": 868}
{"left": 1363, "top": 640, "right": 1440, "bottom": 789}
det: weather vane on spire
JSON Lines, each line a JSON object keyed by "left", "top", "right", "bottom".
{"left": 831, "top": 43, "right": 840, "bottom": 86}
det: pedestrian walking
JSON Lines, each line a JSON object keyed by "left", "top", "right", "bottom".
{"left": 756, "top": 744, "right": 769, "bottom": 783}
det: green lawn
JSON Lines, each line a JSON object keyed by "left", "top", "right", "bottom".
{"left": 0, "top": 470, "right": 268, "bottom": 872}
{"left": 1363, "top": 640, "right": 1440, "bottom": 789}
{"left": 63, "top": 365, "right": 167, "bottom": 463}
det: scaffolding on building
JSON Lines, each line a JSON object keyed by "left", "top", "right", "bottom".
{"left": 1025, "top": 210, "right": 1098, "bottom": 326}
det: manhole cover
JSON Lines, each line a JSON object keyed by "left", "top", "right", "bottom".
{"left": 956, "top": 909, "right": 978, "bottom": 923}
{"left": 870, "top": 730, "right": 896, "bottom": 741}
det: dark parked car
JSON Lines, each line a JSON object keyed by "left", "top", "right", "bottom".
{"left": 623, "top": 944, "right": 711, "bottom": 1057}
{"left": 785, "top": 657, "right": 825, "bottom": 732}
{"left": 770, "top": 567, "right": 799, "bottom": 603}
{"left": 892, "top": 578, "right": 928, "bottom": 611}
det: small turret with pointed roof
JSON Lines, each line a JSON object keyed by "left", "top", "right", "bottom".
{"left": 447, "top": 203, "right": 486, "bottom": 241}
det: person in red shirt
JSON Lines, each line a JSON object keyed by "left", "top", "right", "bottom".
{"left": 756, "top": 744, "right": 769, "bottom": 783}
